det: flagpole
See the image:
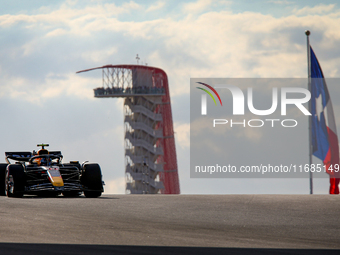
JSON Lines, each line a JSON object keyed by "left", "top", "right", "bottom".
{"left": 305, "top": 30, "right": 313, "bottom": 194}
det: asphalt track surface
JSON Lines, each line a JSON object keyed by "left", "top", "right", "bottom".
{"left": 0, "top": 195, "right": 339, "bottom": 255}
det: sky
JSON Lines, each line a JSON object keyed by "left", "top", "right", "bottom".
{"left": 0, "top": 0, "right": 340, "bottom": 194}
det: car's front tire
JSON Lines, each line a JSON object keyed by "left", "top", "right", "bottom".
{"left": 0, "top": 163, "right": 8, "bottom": 196}
{"left": 82, "top": 163, "right": 103, "bottom": 198}
{"left": 6, "top": 164, "right": 25, "bottom": 198}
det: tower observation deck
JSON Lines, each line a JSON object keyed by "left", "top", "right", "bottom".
{"left": 77, "top": 65, "right": 180, "bottom": 194}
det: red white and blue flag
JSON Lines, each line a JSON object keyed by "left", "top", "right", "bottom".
{"left": 310, "top": 46, "right": 340, "bottom": 193}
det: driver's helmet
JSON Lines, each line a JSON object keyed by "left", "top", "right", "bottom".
{"left": 34, "top": 149, "right": 50, "bottom": 165}
{"left": 38, "top": 149, "right": 49, "bottom": 155}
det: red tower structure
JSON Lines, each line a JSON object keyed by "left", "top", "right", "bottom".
{"left": 77, "top": 65, "right": 180, "bottom": 194}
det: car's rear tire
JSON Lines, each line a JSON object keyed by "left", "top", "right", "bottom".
{"left": 82, "top": 163, "right": 103, "bottom": 198}
{"left": 6, "top": 164, "right": 25, "bottom": 198}
{"left": 0, "top": 163, "right": 8, "bottom": 196}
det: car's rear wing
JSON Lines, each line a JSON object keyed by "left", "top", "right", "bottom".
{"left": 5, "top": 151, "right": 63, "bottom": 163}
{"left": 5, "top": 152, "right": 32, "bottom": 162}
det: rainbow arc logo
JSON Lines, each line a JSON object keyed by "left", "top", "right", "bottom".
{"left": 196, "top": 82, "right": 222, "bottom": 115}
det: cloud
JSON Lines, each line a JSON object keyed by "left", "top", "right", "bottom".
{"left": 267, "top": 0, "right": 293, "bottom": 5}
{"left": 174, "top": 122, "right": 190, "bottom": 149}
{"left": 46, "top": 28, "right": 68, "bottom": 37}
{"left": 182, "top": 0, "right": 213, "bottom": 13}
{"left": 2, "top": 2, "right": 340, "bottom": 105}
{"left": 293, "top": 4, "right": 336, "bottom": 16}
{"left": 2, "top": 2, "right": 340, "bottom": 86}
{"left": 81, "top": 47, "right": 118, "bottom": 64}
{"left": 0, "top": 72, "right": 97, "bottom": 105}
{"left": 146, "top": 1, "right": 165, "bottom": 12}
{"left": 104, "top": 177, "right": 126, "bottom": 194}
{"left": 0, "top": 2, "right": 141, "bottom": 30}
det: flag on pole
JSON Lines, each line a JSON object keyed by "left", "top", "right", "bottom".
{"left": 310, "top": 46, "right": 340, "bottom": 194}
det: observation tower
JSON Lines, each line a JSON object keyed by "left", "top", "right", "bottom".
{"left": 77, "top": 64, "right": 180, "bottom": 194}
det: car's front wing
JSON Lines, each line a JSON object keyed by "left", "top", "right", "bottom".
{"left": 25, "top": 182, "right": 83, "bottom": 193}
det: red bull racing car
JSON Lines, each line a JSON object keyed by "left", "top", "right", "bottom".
{"left": 0, "top": 144, "right": 104, "bottom": 198}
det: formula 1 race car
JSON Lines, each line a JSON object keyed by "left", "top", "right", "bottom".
{"left": 0, "top": 144, "right": 104, "bottom": 198}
